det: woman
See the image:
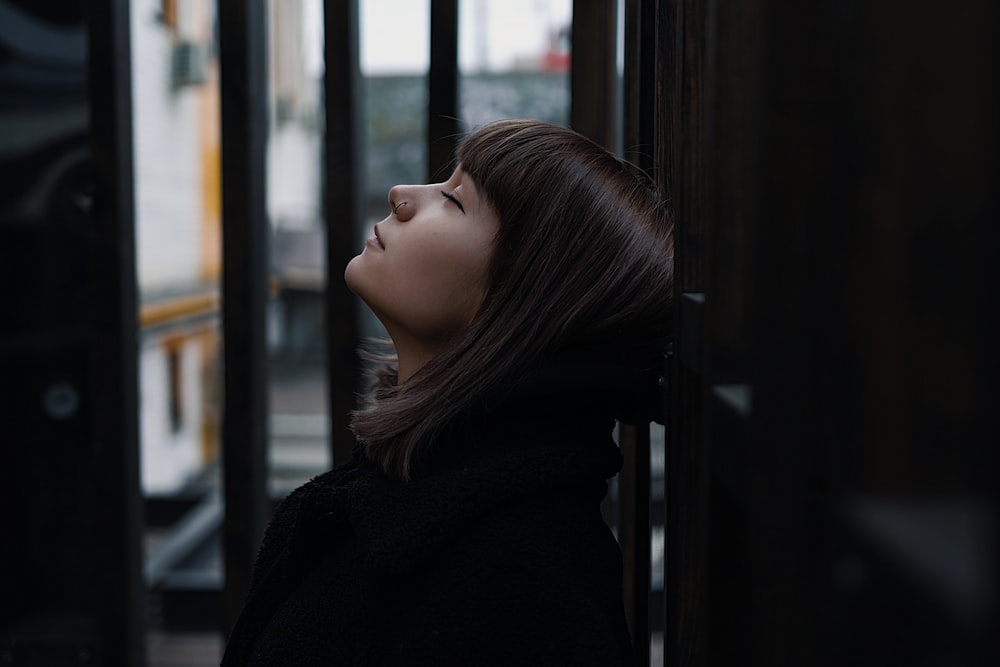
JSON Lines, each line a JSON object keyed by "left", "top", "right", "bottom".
{"left": 222, "top": 119, "right": 674, "bottom": 665}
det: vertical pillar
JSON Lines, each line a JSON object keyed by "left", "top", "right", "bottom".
{"left": 0, "top": 1, "right": 144, "bottom": 663}
{"left": 571, "top": 0, "right": 618, "bottom": 147}
{"left": 618, "top": 423, "right": 652, "bottom": 664}
{"left": 88, "top": 0, "right": 145, "bottom": 662}
{"left": 623, "top": 0, "right": 665, "bottom": 660}
{"left": 324, "top": 0, "right": 363, "bottom": 466}
{"left": 218, "top": 0, "right": 271, "bottom": 636}
{"left": 662, "top": 0, "right": 713, "bottom": 663}
{"left": 428, "top": 0, "right": 460, "bottom": 180}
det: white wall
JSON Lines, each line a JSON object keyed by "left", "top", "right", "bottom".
{"left": 131, "top": 0, "right": 208, "bottom": 294}
{"left": 139, "top": 338, "right": 204, "bottom": 494}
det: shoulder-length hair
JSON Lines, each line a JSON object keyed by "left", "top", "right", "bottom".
{"left": 351, "top": 119, "right": 674, "bottom": 480}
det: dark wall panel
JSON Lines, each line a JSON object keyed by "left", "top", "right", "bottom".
{"left": 0, "top": 0, "right": 144, "bottom": 663}
{"left": 663, "top": 0, "right": 999, "bottom": 664}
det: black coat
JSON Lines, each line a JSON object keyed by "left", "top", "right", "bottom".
{"left": 221, "top": 411, "right": 635, "bottom": 666}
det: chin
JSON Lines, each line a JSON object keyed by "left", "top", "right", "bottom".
{"left": 344, "top": 255, "right": 364, "bottom": 295}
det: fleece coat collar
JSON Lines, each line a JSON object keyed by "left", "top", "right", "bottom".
{"left": 289, "top": 423, "right": 622, "bottom": 580}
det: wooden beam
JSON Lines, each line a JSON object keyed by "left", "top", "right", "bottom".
{"left": 87, "top": 0, "right": 145, "bottom": 662}
{"left": 323, "top": 0, "right": 363, "bottom": 466}
{"left": 571, "top": 0, "right": 618, "bottom": 148}
{"left": 428, "top": 0, "right": 460, "bottom": 180}
{"left": 218, "top": 0, "right": 271, "bottom": 636}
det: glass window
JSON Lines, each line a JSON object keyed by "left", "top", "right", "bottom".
{"left": 266, "top": 0, "right": 331, "bottom": 495}
{"left": 459, "top": 0, "right": 571, "bottom": 130}
{"left": 132, "top": 0, "right": 221, "bottom": 498}
{"left": 132, "top": 0, "right": 224, "bottom": 653}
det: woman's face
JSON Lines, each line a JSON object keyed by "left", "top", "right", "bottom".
{"left": 345, "top": 167, "right": 499, "bottom": 362}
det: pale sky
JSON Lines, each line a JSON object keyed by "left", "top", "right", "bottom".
{"left": 304, "top": 0, "right": 572, "bottom": 75}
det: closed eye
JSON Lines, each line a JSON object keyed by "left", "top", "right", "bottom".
{"left": 441, "top": 190, "right": 465, "bottom": 214}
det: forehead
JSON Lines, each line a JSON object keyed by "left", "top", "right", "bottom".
{"left": 451, "top": 165, "right": 480, "bottom": 198}
{"left": 451, "top": 164, "right": 469, "bottom": 185}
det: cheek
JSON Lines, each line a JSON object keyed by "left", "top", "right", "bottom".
{"left": 402, "top": 233, "right": 492, "bottom": 295}
{"left": 386, "top": 243, "right": 492, "bottom": 336}
{"left": 344, "top": 228, "right": 495, "bottom": 341}
{"left": 390, "top": 260, "right": 487, "bottom": 335}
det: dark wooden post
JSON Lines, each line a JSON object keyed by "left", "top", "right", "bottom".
{"left": 618, "top": 423, "right": 652, "bottom": 664}
{"left": 324, "top": 0, "right": 363, "bottom": 466}
{"left": 218, "top": 0, "right": 271, "bottom": 636}
{"left": 0, "top": 1, "right": 145, "bottom": 663}
{"left": 87, "top": 0, "right": 146, "bottom": 662}
{"left": 571, "top": 0, "right": 618, "bottom": 148}
{"left": 661, "top": 0, "right": 713, "bottom": 664}
{"left": 620, "top": 1, "right": 664, "bottom": 660}
{"left": 428, "top": 0, "right": 460, "bottom": 180}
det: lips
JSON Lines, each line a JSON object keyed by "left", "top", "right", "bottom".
{"left": 373, "top": 224, "right": 385, "bottom": 250}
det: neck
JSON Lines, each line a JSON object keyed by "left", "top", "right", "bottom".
{"left": 388, "top": 332, "right": 443, "bottom": 385}
{"left": 395, "top": 351, "right": 426, "bottom": 384}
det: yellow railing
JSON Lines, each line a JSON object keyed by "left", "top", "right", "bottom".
{"left": 139, "top": 290, "right": 220, "bottom": 329}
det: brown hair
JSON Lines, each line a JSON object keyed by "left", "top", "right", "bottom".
{"left": 351, "top": 119, "right": 674, "bottom": 480}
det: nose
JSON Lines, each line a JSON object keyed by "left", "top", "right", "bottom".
{"left": 388, "top": 185, "right": 415, "bottom": 222}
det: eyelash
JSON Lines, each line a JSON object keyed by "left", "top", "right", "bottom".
{"left": 441, "top": 190, "right": 465, "bottom": 213}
